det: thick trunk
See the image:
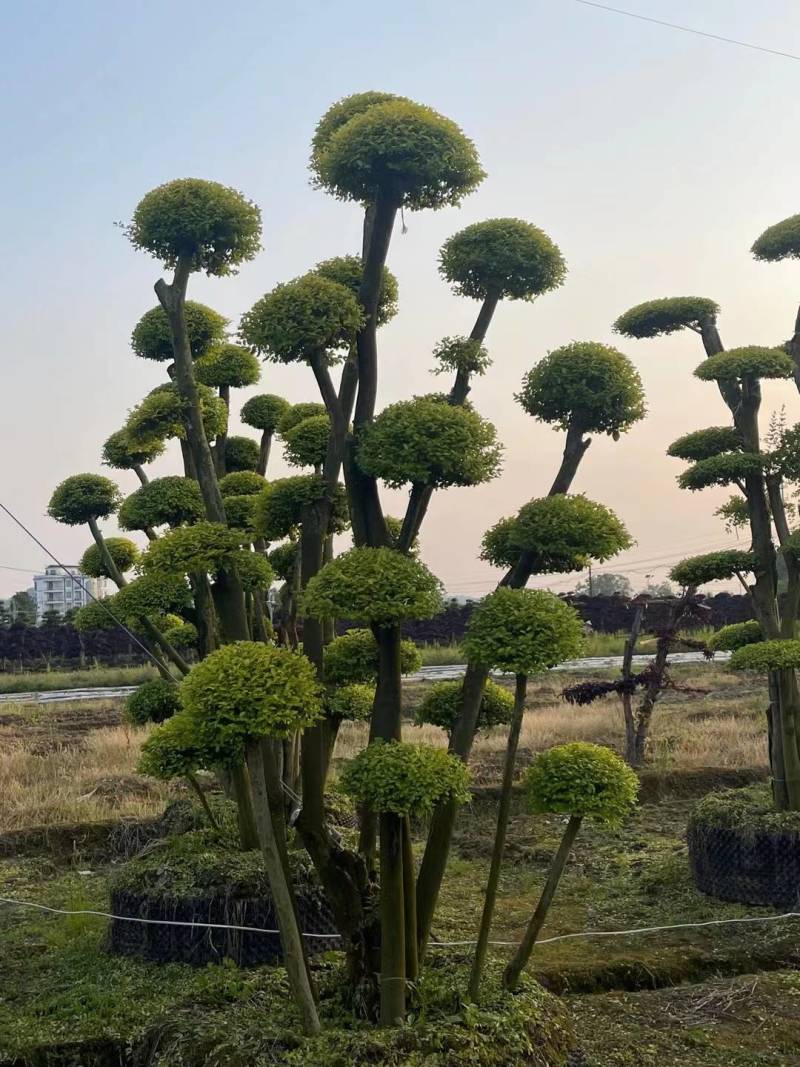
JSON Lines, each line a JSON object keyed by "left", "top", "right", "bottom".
{"left": 503, "top": 814, "right": 583, "bottom": 990}
{"left": 257, "top": 430, "right": 272, "bottom": 477}
{"left": 133, "top": 464, "right": 149, "bottom": 486}
{"left": 468, "top": 673, "right": 527, "bottom": 999}
{"left": 450, "top": 292, "right": 500, "bottom": 405}
{"left": 230, "top": 762, "right": 260, "bottom": 851}
{"left": 550, "top": 422, "right": 591, "bottom": 496}
{"left": 214, "top": 384, "right": 229, "bottom": 478}
{"left": 379, "top": 811, "right": 406, "bottom": 1026}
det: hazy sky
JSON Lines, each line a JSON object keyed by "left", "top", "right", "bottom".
{"left": 3, "top": 0, "right": 800, "bottom": 600}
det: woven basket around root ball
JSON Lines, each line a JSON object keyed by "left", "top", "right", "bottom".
{"left": 109, "top": 886, "right": 340, "bottom": 966}
{"left": 688, "top": 791, "right": 800, "bottom": 909}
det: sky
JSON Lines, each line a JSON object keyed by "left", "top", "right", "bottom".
{"left": 2, "top": 0, "right": 800, "bottom": 601}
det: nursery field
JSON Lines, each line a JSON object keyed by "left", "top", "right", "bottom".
{"left": 1, "top": 661, "right": 798, "bottom": 1065}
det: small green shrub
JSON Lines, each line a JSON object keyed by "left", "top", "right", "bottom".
{"left": 138, "top": 712, "right": 205, "bottom": 779}
{"left": 341, "top": 740, "right": 471, "bottom": 817}
{"left": 327, "top": 683, "right": 375, "bottom": 721}
{"left": 225, "top": 435, "right": 260, "bottom": 472}
{"left": 730, "top": 639, "right": 800, "bottom": 671}
{"left": 524, "top": 742, "right": 638, "bottom": 825}
{"left": 323, "top": 628, "right": 421, "bottom": 685}
{"left": 709, "top": 620, "right": 764, "bottom": 651}
{"left": 415, "top": 678, "right": 513, "bottom": 733}
{"left": 125, "top": 678, "right": 182, "bottom": 726}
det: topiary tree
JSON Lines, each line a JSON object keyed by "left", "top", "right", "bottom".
{"left": 80, "top": 537, "right": 139, "bottom": 580}
{"left": 414, "top": 678, "right": 513, "bottom": 735}
{"left": 224, "top": 434, "right": 260, "bottom": 472}
{"left": 125, "top": 677, "right": 181, "bottom": 725}
{"left": 460, "top": 588, "right": 584, "bottom": 998}
{"left": 131, "top": 301, "right": 227, "bottom": 362}
{"left": 240, "top": 393, "right": 291, "bottom": 475}
{"left": 102, "top": 428, "right": 165, "bottom": 485}
{"left": 219, "top": 470, "right": 267, "bottom": 497}
{"left": 709, "top": 619, "right": 765, "bottom": 652}
{"left": 503, "top": 743, "right": 638, "bottom": 990}
{"left": 324, "top": 627, "right": 421, "bottom": 687}
{"left": 283, "top": 414, "right": 332, "bottom": 470}
{"left": 118, "top": 476, "right": 205, "bottom": 533}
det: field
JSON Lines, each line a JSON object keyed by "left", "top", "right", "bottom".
{"left": 2, "top": 661, "right": 798, "bottom": 1065}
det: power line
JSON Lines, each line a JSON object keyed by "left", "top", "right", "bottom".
{"left": 572, "top": 0, "right": 800, "bottom": 62}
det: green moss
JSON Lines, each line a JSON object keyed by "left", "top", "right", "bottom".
{"left": 690, "top": 784, "right": 800, "bottom": 835}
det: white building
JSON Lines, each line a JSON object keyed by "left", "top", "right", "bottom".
{"left": 33, "top": 565, "right": 106, "bottom": 621}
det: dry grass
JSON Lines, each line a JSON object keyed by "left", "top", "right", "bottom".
{"left": 0, "top": 724, "right": 173, "bottom": 833}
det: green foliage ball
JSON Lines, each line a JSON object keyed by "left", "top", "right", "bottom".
{"left": 141, "top": 522, "right": 244, "bottom": 576}
{"left": 314, "top": 254, "right": 399, "bottom": 326}
{"left": 715, "top": 495, "right": 750, "bottom": 531}
{"left": 314, "top": 97, "right": 485, "bottom": 210}
{"left": 283, "top": 414, "right": 331, "bottom": 469}
{"left": 125, "top": 382, "right": 227, "bottom": 447}
{"left": 130, "top": 301, "right": 227, "bottom": 362}
{"left": 240, "top": 393, "right": 290, "bottom": 433}
{"left": 219, "top": 471, "right": 267, "bottom": 497}
{"left": 80, "top": 537, "right": 140, "bottom": 579}
{"left": 439, "top": 218, "right": 565, "bottom": 301}
{"left": 277, "top": 402, "right": 327, "bottom": 435}
{"left": 311, "top": 91, "right": 403, "bottom": 174}
{"left": 230, "top": 550, "right": 274, "bottom": 592}
{"left": 731, "top": 639, "right": 800, "bottom": 671}
{"left": 114, "top": 572, "right": 192, "bottom": 620}
{"left": 415, "top": 678, "right": 514, "bottom": 734}
{"left": 323, "top": 628, "right": 422, "bottom": 686}
{"left": 267, "top": 541, "right": 297, "bottom": 582}
{"left": 481, "top": 494, "right": 632, "bottom": 574}
{"left": 180, "top": 643, "right": 323, "bottom": 762}
{"left": 102, "top": 429, "right": 165, "bottom": 470}
{"left": 223, "top": 494, "right": 257, "bottom": 533}
{"left": 669, "top": 550, "right": 755, "bottom": 587}
{"left": 73, "top": 596, "right": 119, "bottom": 632}
{"left": 667, "top": 426, "right": 743, "bottom": 462}
{"left": 194, "top": 343, "right": 261, "bottom": 389}
{"left": 48, "top": 474, "right": 121, "bottom": 526}
{"left": 677, "top": 452, "right": 764, "bottom": 491}
{"left": 162, "top": 619, "right": 199, "bottom": 649}
{"left": 327, "top": 683, "right": 375, "bottom": 721}
{"left": 240, "top": 274, "right": 363, "bottom": 363}
{"left": 137, "top": 712, "right": 204, "bottom": 780}
{"left": 118, "top": 476, "right": 204, "bottom": 531}
{"left": 525, "top": 742, "right": 638, "bottom": 825}
{"left": 253, "top": 475, "right": 332, "bottom": 541}
{"left": 125, "top": 678, "right": 181, "bottom": 726}
{"left": 224, "top": 435, "right": 260, "bottom": 472}
{"left": 463, "top": 587, "right": 584, "bottom": 675}
{"left": 752, "top": 215, "right": 800, "bottom": 261}
{"left": 302, "top": 547, "right": 443, "bottom": 623}
{"left": 341, "top": 740, "right": 471, "bottom": 816}
{"left": 432, "top": 335, "right": 491, "bottom": 377}
{"left": 695, "top": 347, "right": 793, "bottom": 382}
{"left": 613, "top": 296, "right": 720, "bottom": 338}
{"left": 517, "top": 342, "right": 645, "bottom": 435}
{"left": 357, "top": 395, "right": 502, "bottom": 488}
{"left": 709, "top": 620, "right": 764, "bottom": 652}
{"left": 128, "top": 178, "right": 261, "bottom": 276}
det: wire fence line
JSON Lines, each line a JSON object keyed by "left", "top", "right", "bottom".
{"left": 3, "top": 894, "right": 800, "bottom": 949}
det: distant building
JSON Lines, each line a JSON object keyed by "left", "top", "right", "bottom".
{"left": 32, "top": 565, "right": 106, "bottom": 621}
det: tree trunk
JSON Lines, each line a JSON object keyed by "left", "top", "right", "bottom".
{"left": 379, "top": 811, "right": 406, "bottom": 1026}
{"left": 257, "top": 430, "right": 272, "bottom": 477}
{"left": 503, "top": 815, "right": 583, "bottom": 990}
{"left": 468, "top": 673, "right": 527, "bottom": 1000}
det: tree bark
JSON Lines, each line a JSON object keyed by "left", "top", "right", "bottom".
{"left": 257, "top": 430, "right": 272, "bottom": 477}
{"left": 379, "top": 810, "right": 406, "bottom": 1025}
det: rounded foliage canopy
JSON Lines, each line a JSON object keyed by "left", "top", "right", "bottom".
{"left": 323, "top": 628, "right": 422, "bottom": 686}
{"left": 677, "top": 452, "right": 764, "bottom": 492}
{"left": 310, "top": 91, "right": 403, "bottom": 173}
{"left": 525, "top": 742, "right": 638, "bottom": 825}
{"left": 481, "top": 494, "right": 632, "bottom": 574}
{"left": 302, "top": 546, "right": 443, "bottom": 624}
{"left": 313, "top": 97, "right": 485, "bottom": 210}
{"left": 667, "top": 426, "right": 743, "bottom": 462}
{"left": 267, "top": 541, "right": 297, "bottom": 582}
{"left": 141, "top": 522, "right": 245, "bottom": 577}
{"left": 137, "top": 713, "right": 204, "bottom": 780}
{"left": 613, "top": 297, "right": 720, "bottom": 338}
{"left": 463, "top": 587, "right": 584, "bottom": 675}
{"left": 125, "top": 678, "right": 181, "bottom": 727}
{"left": 223, "top": 494, "right": 257, "bottom": 533}
{"left": 731, "top": 639, "right": 800, "bottom": 671}
{"left": 517, "top": 342, "right": 645, "bottom": 435}
{"left": 253, "top": 475, "right": 344, "bottom": 541}
{"left": 314, "top": 254, "right": 399, "bottom": 326}
{"left": 695, "top": 347, "right": 793, "bottom": 382}
{"left": 283, "top": 415, "right": 331, "bottom": 469}
{"left": 327, "top": 683, "right": 375, "bottom": 721}
{"left": 439, "top": 218, "right": 566, "bottom": 301}
{"left": 709, "top": 620, "right": 764, "bottom": 652}
{"left": 752, "top": 215, "right": 800, "bottom": 262}
{"left": 219, "top": 471, "right": 267, "bottom": 497}
{"left": 241, "top": 274, "right": 363, "bottom": 364}
{"left": 125, "top": 382, "right": 227, "bottom": 447}
{"left": 240, "top": 393, "right": 290, "bottom": 433}
{"left": 180, "top": 643, "right": 322, "bottom": 764}
{"left": 224, "top": 435, "right": 260, "bottom": 472}
{"left": 80, "top": 537, "right": 140, "bottom": 579}
{"left": 102, "top": 429, "right": 165, "bottom": 470}
{"left": 114, "top": 572, "right": 191, "bottom": 620}
{"left": 415, "top": 678, "right": 514, "bottom": 734}
{"left": 277, "top": 402, "right": 327, "bottom": 436}
{"left": 357, "top": 395, "right": 502, "bottom": 488}
{"left": 128, "top": 178, "right": 261, "bottom": 276}
{"left": 73, "top": 596, "right": 119, "bottom": 632}
{"left": 194, "top": 344, "right": 261, "bottom": 389}
{"left": 118, "top": 476, "right": 204, "bottom": 531}
{"left": 231, "top": 550, "right": 274, "bottom": 592}
{"left": 131, "top": 301, "right": 227, "bottom": 362}
{"left": 48, "top": 474, "right": 121, "bottom": 526}
{"left": 432, "top": 335, "right": 491, "bottom": 378}
{"left": 669, "top": 550, "right": 755, "bottom": 587}
{"left": 341, "top": 740, "right": 471, "bottom": 816}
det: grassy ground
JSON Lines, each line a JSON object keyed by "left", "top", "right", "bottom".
{"left": 0, "top": 664, "right": 160, "bottom": 694}
{"left": 0, "top": 659, "right": 792, "bottom": 1065}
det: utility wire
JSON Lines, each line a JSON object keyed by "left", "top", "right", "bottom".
{"left": 572, "top": 0, "right": 800, "bottom": 62}
{"left": 0, "top": 500, "right": 172, "bottom": 676}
